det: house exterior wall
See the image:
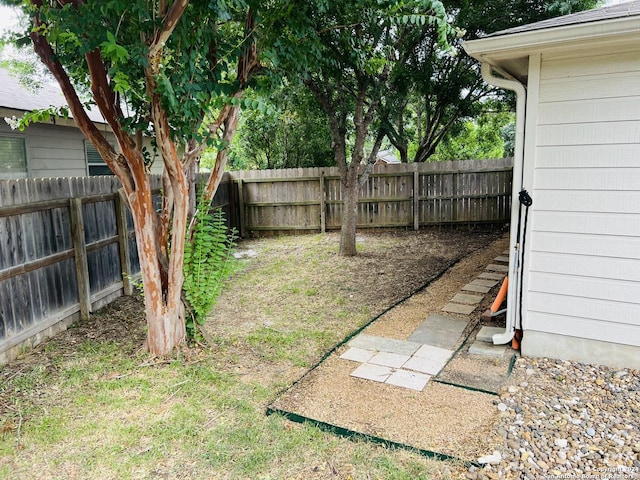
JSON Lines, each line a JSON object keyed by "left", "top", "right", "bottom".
{"left": 521, "top": 45, "right": 640, "bottom": 368}
{"left": 0, "top": 119, "right": 163, "bottom": 178}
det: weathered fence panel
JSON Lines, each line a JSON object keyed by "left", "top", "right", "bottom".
{"left": 230, "top": 158, "right": 513, "bottom": 235}
{"left": 0, "top": 173, "right": 234, "bottom": 362}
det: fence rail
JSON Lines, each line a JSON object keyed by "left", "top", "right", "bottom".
{"left": 0, "top": 158, "right": 512, "bottom": 362}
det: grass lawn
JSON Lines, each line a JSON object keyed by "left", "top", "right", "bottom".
{"left": 0, "top": 229, "right": 502, "bottom": 479}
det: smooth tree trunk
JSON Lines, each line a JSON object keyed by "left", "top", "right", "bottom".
{"left": 339, "top": 170, "right": 360, "bottom": 256}
{"left": 130, "top": 188, "right": 187, "bottom": 353}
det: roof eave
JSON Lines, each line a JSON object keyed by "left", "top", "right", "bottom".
{"left": 463, "top": 16, "right": 640, "bottom": 75}
{"left": 0, "top": 106, "right": 110, "bottom": 131}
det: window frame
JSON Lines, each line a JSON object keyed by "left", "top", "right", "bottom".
{"left": 85, "top": 140, "right": 114, "bottom": 176}
{"left": 0, "top": 133, "right": 29, "bottom": 179}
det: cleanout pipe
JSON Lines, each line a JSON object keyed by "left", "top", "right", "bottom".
{"left": 479, "top": 62, "right": 527, "bottom": 346}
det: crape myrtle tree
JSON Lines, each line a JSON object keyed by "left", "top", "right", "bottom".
{"left": 382, "top": 0, "right": 602, "bottom": 163}
{"left": 268, "top": 0, "right": 451, "bottom": 256}
{"left": 4, "top": 0, "right": 274, "bottom": 355}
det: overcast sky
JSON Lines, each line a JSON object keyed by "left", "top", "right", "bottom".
{"left": 0, "top": 4, "right": 19, "bottom": 35}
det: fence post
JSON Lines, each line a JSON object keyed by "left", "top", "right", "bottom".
{"left": 115, "top": 191, "right": 133, "bottom": 296}
{"left": 228, "top": 177, "right": 238, "bottom": 232}
{"left": 237, "top": 179, "right": 246, "bottom": 238}
{"left": 453, "top": 172, "right": 459, "bottom": 224}
{"left": 319, "top": 173, "right": 326, "bottom": 233}
{"left": 70, "top": 197, "right": 91, "bottom": 320}
{"left": 413, "top": 168, "right": 419, "bottom": 231}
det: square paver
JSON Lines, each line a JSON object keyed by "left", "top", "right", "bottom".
{"left": 468, "top": 341, "right": 507, "bottom": 359}
{"left": 462, "top": 282, "right": 491, "bottom": 294}
{"left": 413, "top": 344, "right": 454, "bottom": 360}
{"left": 350, "top": 363, "right": 394, "bottom": 382}
{"left": 479, "top": 272, "right": 505, "bottom": 281}
{"left": 451, "top": 293, "right": 484, "bottom": 305}
{"left": 442, "top": 302, "right": 476, "bottom": 315}
{"left": 486, "top": 263, "right": 509, "bottom": 273}
{"left": 408, "top": 314, "right": 467, "bottom": 349}
{"left": 348, "top": 334, "right": 422, "bottom": 356}
{"left": 403, "top": 345, "right": 453, "bottom": 374}
{"left": 494, "top": 255, "right": 509, "bottom": 263}
{"left": 385, "top": 369, "right": 431, "bottom": 391}
{"left": 403, "top": 355, "right": 448, "bottom": 375}
{"left": 339, "top": 347, "right": 376, "bottom": 363}
{"left": 470, "top": 278, "right": 499, "bottom": 288}
{"left": 475, "top": 326, "right": 506, "bottom": 343}
{"left": 368, "top": 351, "right": 411, "bottom": 368}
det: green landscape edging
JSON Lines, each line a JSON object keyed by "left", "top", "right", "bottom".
{"left": 265, "top": 243, "right": 512, "bottom": 468}
{"left": 265, "top": 406, "right": 482, "bottom": 469}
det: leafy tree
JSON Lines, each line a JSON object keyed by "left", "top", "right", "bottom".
{"left": 2, "top": 0, "right": 275, "bottom": 355}
{"left": 382, "top": 0, "right": 602, "bottom": 163}
{"left": 229, "top": 85, "right": 334, "bottom": 170}
{"left": 268, "top": 0, "right": 450, "bottom": 256}
{"left": 430, "top": 110, "right": 515, "bottom": 161}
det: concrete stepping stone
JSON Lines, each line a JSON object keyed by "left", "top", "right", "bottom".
{"left": 350, "top": 363, "right": 393, "bottom": 382}
{"left": 468, "top": 341, "right": 507, "bottom": 358}
{"left": 403, "top": 344, "right": 453, "bottom": 374}
{"left": 479, "top": 272, "right": 505, "bottom": 281}
{"left": 494, "top": 255, "right": 509, "bottom": 263}
{"left": 475, "top": 326, "right": 506, "bottom": 343}
{"left": 340, "top": 347, "right": 376, "bottom": 363}
{"left": 348, "top": 334, "right": 422, "bottom": 356}
{"left": 408, "top": 314, "right": 467, "bottom": 349}
{"left": 451, "top": 293, "right": 484, "bottom": 305}
{"left": 470, "top": 278, "right": 499, "bottom": 288}
{"left": 462, "top": 282, "right": 491, "bottom": 294}
{"left": 486, "top": 263, "right": 509, "bottom": 273}
{"left": 442, "top": 302, "right": 476, "bottom": 315}
{"left": 369, "top": 351, "right": 411, "bottom": 368}
{"left": 385, "top": 369, "right": 431, "bottom": 391}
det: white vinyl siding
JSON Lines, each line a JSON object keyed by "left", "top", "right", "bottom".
{"left": 525, "top": 47, "right": 640, "bottom": 347}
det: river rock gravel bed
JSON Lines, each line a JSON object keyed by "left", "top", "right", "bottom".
{"left": 467, "top": 357, "right": 640, "bottom": 479}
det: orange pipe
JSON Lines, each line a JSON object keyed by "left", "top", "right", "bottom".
{"left": 490, "top": 276, "right": 509, "bottom": 313}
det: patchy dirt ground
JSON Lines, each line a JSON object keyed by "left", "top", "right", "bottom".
{"left": 1, "top": 226, "right": 508, "bottom": 479}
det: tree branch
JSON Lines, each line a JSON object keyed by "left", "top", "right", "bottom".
{"left": 29, "top": 2, "right": 134, "bottom": 192}
{"left": 148, "top": 0, "right": 189, "bottom": 60}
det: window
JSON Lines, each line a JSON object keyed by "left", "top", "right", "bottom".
{"left": 85, "top": 141, "right": 113, "bottom": 176}
{"left": 0, "top": 136, "right": 28, "bottom": 179}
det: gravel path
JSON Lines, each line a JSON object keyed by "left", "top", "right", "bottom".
{"left": 467, "top": 357, "right": 640, "bottom": 479}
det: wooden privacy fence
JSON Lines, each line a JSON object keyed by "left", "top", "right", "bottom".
{"left": 0, "top": 158, "right": 511, "bottom": 362}
{"left": 230, "top": 158, "right": 513, "bottom": 236}
{"left": 0, "top": 174, "right": 234, "bottom": 362}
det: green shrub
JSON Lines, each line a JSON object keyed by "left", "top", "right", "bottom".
{"left": 183, "top": 200, "right": 237, "bottom": 341}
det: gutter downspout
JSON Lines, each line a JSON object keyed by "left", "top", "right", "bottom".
{"left": 479, "top": 62, "right": 527, "bottom": 346}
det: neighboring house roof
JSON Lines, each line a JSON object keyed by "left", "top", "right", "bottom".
{"left": 0, "top": 67, "right": 106, "bottom": 124}
{"left": 488, "top": 0, "right": 640, "bottom": 37}
{"left": 376, "top": 149, "right": 400, "bottom": 164}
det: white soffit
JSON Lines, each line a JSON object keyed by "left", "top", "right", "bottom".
{"left": 463, "top": 17, "right": 640, "bottom": 75}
